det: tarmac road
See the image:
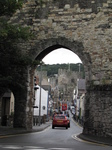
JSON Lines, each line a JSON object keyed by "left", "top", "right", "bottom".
{"left": 0, "top": 116, "right": 111, "bottom": 150}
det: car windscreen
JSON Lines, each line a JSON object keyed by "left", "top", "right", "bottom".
{"left": 55, "top": 116, "right": 65, "bottom": 119}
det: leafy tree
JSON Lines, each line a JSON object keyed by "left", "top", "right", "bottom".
{"left": 0, "top": 0, "right": 23, "bottom": 16}
{"left": 0, "top": 0, "right": 33, "bottom": 95}
{"left": 37, "top": 63, "right": 85, "bottom": 78}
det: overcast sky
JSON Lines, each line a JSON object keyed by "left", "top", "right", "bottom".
{"left": 42, "top": 48, "right": 82, "bottom": 65}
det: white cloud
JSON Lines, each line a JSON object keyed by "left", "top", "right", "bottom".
{"left": 42, "top": 48, "right": 82, "bottom": 64}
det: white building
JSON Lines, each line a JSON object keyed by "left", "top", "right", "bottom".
{"left": 34, "top": 85, "right": 48, "bottom": 116}
{"left": 80, "top": 93, "right": 85, "bottom": 119}
{"left": 73, "top": 79, "right": 86, "bottom": 121}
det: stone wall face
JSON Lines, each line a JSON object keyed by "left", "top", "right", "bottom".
{"left": 9, "top": 0, "right": 112, "bottom": 136}
{"left": 84, "top": 85, "right": 112, "bottom": 137}
{"left": 58, "top": 69, "right": 78, "bottom": 101}
{"left": 9, "top": 0, "right": 112, "bottom": 85}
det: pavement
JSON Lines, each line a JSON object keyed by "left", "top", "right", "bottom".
{"left": 77, "top": 133, "right": 112, "bottom": 146}
{"left": 0, "top": 120, "right": 112, "bottom": 146}
{"left": 0, "top": 120, "right": 52, "bottom": 137}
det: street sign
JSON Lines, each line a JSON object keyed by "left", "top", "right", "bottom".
{"left": 62, "top": 103, "right": 67, "bottom": 111}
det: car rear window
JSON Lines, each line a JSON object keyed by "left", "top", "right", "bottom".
{"left": 55, "top": 116, "right": 65, "bottom": 119}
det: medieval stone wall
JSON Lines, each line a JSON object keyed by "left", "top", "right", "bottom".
{"left": 8, "top": 0, "right": 112, "bottom": 137}
{"left": 9, "top": 0, "right": 112, "bottom": 85}
{"left": 84, "top": 85, "right": 112, "bottom": 137}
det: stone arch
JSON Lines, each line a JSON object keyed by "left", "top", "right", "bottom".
{"left": 18, "top": 37, "right": 92, "bottom": 130}
{"left": 0, "top": 82, "right": 28, "bottom": 128}
{"left": 30, "top": 37, "right": 92, "bottom": 82}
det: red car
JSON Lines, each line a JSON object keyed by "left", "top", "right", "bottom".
{"left": 52, "top": 114, "right": 68, "bottom": 129}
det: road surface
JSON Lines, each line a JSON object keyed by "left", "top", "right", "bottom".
{"left": 0, "top": 115, "right": 111, "bottom": 150}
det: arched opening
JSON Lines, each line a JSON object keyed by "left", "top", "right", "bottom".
{"left": 42, "top": 48, "right": 82, "bottom": 65}
{"left": 32, "top": 38, "right": 92, "bottom": 83}
{"left": 32, "top": 43, "right": 88, "bottom": 128}
{"left": 0, "top": 90, "right": 15, "bottom": 127}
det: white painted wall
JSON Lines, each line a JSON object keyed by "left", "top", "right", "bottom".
{"left": 10, "top": 92, "right": 14, "bottom": 115}
{"left": 80, "top": 93, "right": 85, "bottom": 118}
{"left": 76, "top": 99, "right": 80, "bottom": 116}
{"left": 34, "top": 85, "right": 48, "bottom": 116}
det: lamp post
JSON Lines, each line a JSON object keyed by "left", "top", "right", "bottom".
{"left": 38, "top": 62, "right": 42, "bottom": 126}
{"left": 79, "top": 64, "right": 80, "bottom": 73}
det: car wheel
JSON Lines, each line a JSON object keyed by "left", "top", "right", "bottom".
{"left": 66, "top": 126, "right": 68, "bottom": 129}
{"left": 52, "top": 125, "right": 54, "bottom": 129}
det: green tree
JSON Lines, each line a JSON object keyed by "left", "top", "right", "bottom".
{"left": 0, "top": 0, "right": 33, "bottom": 95}
{"left": 37, "top": 63, "right": 85, "bottom": 78}
{"left": 0, "top": 0, "right": 23, "bottom": 16}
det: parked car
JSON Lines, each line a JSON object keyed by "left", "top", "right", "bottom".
{"left": 52, "top": 114, "right": 68, "bottom": 129}
{"left": 71, "top": 107, "right": 75, "bottom": 115}
{"left": 70, "top": 106, "right": 75, "bottom": 112}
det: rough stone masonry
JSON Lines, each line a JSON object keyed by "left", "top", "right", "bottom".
{"left": 8, "top": 0, "right": 112, "bottom": 137}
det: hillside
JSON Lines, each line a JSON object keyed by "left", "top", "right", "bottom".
{"left": 37, "top": 63, "right": 85, "bottom": 78}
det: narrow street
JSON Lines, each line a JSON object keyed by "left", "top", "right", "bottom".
{"left": 0, "top": 114, "right": 111, "bottom": 150}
